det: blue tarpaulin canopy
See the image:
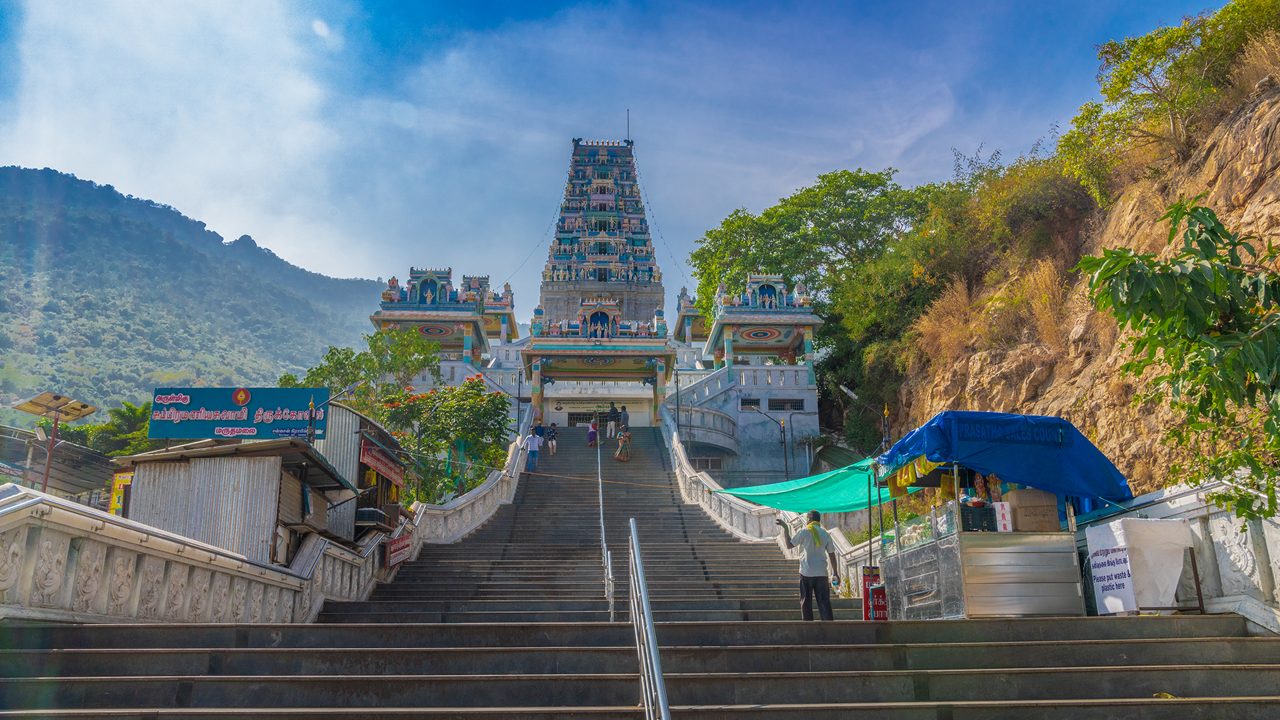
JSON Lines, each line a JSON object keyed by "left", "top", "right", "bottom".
{"left": 877, "top": 411, "right": 1132, "bottom": 501}
{"left": 716, "top": 458, "right": 915, "bottom": 513}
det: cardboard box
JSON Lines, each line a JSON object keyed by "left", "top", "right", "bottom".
{"left": 1004, "top": 488, "right": 1057, "bottom": 509}
{"left": 1013, "top": 505, "right": 1061, "bottom": 532}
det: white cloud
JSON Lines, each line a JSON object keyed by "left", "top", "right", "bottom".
{"left": 0, "top": 1, "right": 1012, "bottom": 319}
{"left": 0, "top": 0, "right": 360, "bottom": 270}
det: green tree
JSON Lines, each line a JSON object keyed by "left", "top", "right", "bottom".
{"left": 38, "top": 400, "right": 162, "bottom": 457}
{"left": 381, "top": 377, "right": 513, "bottom": 503}
{"left": 279, "top": 328, "right": 442, "bottom": 418}
{"left": 689, "top": 169, "right": 926, "bottom": 325}
{"left": 1078, "top": 200, "right": 1280, "bottom": 519}
{"left": 1060, "top": 0, "right": 1280, "bottom": 203}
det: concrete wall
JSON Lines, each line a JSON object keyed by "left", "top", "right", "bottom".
{"left": 688, "top": 370, "right": 819, "bottom": 485}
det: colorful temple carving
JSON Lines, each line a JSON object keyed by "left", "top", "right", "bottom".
{"left": 673, "top": 286, "right": 709, "bottom": 344}
{"left": 370, "top": 268, "right": 518, "bottom": 366}
{"left": 703, "top": 274, "right": 821, "bottom": 381}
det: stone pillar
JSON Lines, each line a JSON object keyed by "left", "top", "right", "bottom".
{"left": 802, "top": 327, "right": 815, "bottom": 384}
{"left": 723, "top": 334, "right": 734, "bottom": 370}
{"left": 530, "top": 360, "right": 543, "bottom": 422}
{"left": 462, "top": 324, "right": 474, "bottom": 367}
{"left": 501, "top": 316, "right": 509, "bottom": 343}
{"left": 683, "top": 317, "right": 692, "bottom": 344}
{"left": 652, "top": 359, "right": 666, "bottom": 424}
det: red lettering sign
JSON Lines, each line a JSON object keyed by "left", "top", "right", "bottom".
{"left": 361, "top": 439, "right": 405, "bottom": 488}
{"left": 862, "top": 566, "right": 888, "bottom": 621}
{"left": 386, "top": 533, "right": 413, "bottom": 567}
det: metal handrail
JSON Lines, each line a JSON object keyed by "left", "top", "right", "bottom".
{"left": 628, "top": 517, "right": 671, "bottom": 719}
{"left": 599, "top": 426, "right": 615, "bottom": 620}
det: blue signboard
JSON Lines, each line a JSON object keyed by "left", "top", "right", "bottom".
{"left": 148, "top": 387, "right": 330, "bottom": 440}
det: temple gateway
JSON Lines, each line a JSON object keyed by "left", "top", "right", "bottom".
{"left": 372, "top": 138, "right": 821, "bottom": 485}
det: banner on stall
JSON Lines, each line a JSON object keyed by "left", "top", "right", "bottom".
{"left": 361, "top": 439, "right": 405, "bottom": 488}
{"left": 148, "top": 387, "right": 329, "bottom": 440}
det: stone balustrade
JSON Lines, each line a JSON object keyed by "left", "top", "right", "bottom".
{"left": 415, "top": 433, "right": 528, "bottom": 544}
{"left": 0, "top": 483, "right": 390, "bottom": 624}
{"left": 0, "top": 412, "right": 530, "bottom": 625}
{"left": 672, "top": 366, "right": 734, "bottom": 405}
{"left": 735, "top": 366, "right": 812, "bottom": 388}
{"left": 673, "top": 406, "right": 738, "bottom": 454}
{"left": 661, "top": 408, "right": 774, "bottom": 542}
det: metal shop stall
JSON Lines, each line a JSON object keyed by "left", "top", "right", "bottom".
{"left": 876, "top": 411, "right": 1132, "bottom": 620}
{"left": 116, "top": 439, "right": 358, "bottom": 567}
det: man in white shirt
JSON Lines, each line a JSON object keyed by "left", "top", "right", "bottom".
{"left": 524, "top": 431, "right": 543, "bottom": 473}
{"left": 776, "top": 510, "right": 840, "bottom": 621}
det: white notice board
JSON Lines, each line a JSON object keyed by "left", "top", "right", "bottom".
{"left": 1085, "top": 518, "right": 1193, "bottom": 614}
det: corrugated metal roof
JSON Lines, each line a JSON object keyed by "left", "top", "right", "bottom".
{"left": 0, "top": 425, "right": 114, "bottom": 495}
{"left": 115, "top": 438, "right": 355, "bottom": 495}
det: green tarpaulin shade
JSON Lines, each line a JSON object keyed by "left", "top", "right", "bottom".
{"left": 716, "top": 458, "right": 912, "bottom": 514}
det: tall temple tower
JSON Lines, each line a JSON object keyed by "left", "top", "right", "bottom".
{"left": 538, "top": 139, "right": 664, "bottom": 326}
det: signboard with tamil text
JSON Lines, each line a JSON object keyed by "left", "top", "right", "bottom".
{"left": 360, "top": 439, "right": 405, "bottom": 488}
{"left": 386, "top": 532, "right": 413, "bottom": 567}
{"left": 148, "top": 387, "right": 330, "bottom": 440}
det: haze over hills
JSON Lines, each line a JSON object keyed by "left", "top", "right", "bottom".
{"left": 0, "top": 167, "right": 381, "bottom": 425}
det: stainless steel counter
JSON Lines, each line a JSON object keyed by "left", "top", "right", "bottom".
{"left": 883, "top": 527, "right": 1086, "bottom": 620}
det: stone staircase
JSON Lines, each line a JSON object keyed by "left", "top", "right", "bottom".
{"left": 4, "top": 427, "right": 1280, "bottom": 717}
{"left": 318, "top": 426, "right": 837, "bottom": 624}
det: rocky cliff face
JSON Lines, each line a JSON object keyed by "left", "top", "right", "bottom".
{"left": 897, "top": 87, "right": 1280, "bottom": 494}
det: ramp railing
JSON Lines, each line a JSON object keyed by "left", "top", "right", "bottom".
{"left": 628, "top": 517, "right": 671, "bottom": 720}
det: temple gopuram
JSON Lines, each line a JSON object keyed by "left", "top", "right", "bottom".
{"left": 372, "top": 138, "right": 820, "bottom": 484}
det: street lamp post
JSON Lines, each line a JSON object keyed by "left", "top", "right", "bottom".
{"left": 307, "top": 380, "right": 365, "bottom": 445}
{"left": 674, "top": 369, "right": 681, "bottom": 439}
{"left": 840, "top": 385, "right": 892, "bottom": 574}
{"left": 11, "top": 392, "right": 97, "bottom": 494}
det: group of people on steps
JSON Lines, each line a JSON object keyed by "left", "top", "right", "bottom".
{"left": 523, "top": 401, "right": 633, "bottom": 472}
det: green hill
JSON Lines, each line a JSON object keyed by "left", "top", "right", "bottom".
{"left": 0, "top": 167, "right": 381, "bottom": 425}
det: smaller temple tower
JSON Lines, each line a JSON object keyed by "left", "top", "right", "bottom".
{"left": 370, "top": 268, "right": 518, "bottom": 369}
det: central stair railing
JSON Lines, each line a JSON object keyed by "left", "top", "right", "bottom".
{"left": 628, "top": 517, "right": 671, "bottom": 720}
{"left": 599, "top": 427, "right": 615, "bottom": 620}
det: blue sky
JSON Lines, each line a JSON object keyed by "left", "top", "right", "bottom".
{"left": 0, "top": 0, "right": 1214, "bottom": 319}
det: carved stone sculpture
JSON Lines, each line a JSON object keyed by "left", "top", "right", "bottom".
{"left": 188, "top": 569, "right": 212, "bottom": 621}
{"left": 264, "top": 586, "right": 279, "bottom": 623}
{"left": 136, "top": 557, "right": 166, "bottom": 618}
{"left": 230, "top": 579, "right": 248, "bottom": 622}
{"left": 164, "top": 566, "right": 189, "bottom": 620}
{"left": 72, "top": 542, "right": 107, "bottom": 613}
{"left": 210, "top": 574, "right": 230, "bottom": 622}
{"left": 106, "top": 553, "right": 135, "bottom": 616}
{"left": 0, "top": 529, "right": 23, "bottom": 597}
{"left": 30, "top": 537, "right": 68, "bottom": 606}
{"left": 248, "top": 583, "right": 264, "bottom": 623}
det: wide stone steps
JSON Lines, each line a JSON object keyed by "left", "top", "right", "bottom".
{"left": 12, "top": 427, "right": 1279, "bottom": 717}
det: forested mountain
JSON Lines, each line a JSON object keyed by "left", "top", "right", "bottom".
{"left": 0, "top": 167, "right": 380, "bottom": 425}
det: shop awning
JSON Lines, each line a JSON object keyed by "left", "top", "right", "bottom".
{"left": 877, "top": 411, "right": 1132, "bottom": 501}
{"left": 715, "top": 458, "right": 913, "bottom": 513}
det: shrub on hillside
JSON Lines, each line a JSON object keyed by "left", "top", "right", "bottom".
{"left": 1229, "top": 29, "right": 1280, "bottom": 96}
